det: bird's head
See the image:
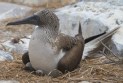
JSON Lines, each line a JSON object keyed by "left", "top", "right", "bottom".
{"left": 7, "top": 9, "right": 59, "bottom": 29}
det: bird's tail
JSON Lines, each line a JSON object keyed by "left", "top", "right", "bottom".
{"left": 75, "top": 22, "right": 83, "bottom": 39}
{"left": 83, "top": 27, "right": 120, "bottom": 59}
{"left": 77, "top": 22, "right": 82, "bottom": 37}
{"left": 85, "top": 32, "right": 106, "bottom": 43}
{"left": 77, "top": 22, "right": 107, "bottom": 43}
{"left": 78, "top": 22, "right": 82, "bottom": 36}
{"left": 85, "top": 27, "right": 120, "bottom": 45}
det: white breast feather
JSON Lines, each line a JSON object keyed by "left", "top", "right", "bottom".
{"left": 29, "top": 27, "right": 65, "bottom": 74}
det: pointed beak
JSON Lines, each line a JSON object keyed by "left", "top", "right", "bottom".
{"left": 6, "top": 15, "right": 41, "bottom": 26}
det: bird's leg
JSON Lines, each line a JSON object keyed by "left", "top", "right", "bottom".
{"left": 34, "top": 70, "right": 45, "bottom": 76}
{"left": 48, "top": 69, "right": 63, "bottom": 78}
{"left": 22, "top": 52, "right": 35, "bottom": 71}
{"left": 25, "top": 63, "right": 45, "bottom": 76}
{"left": 24, "top": 62, "right": 35, "bottom": 71}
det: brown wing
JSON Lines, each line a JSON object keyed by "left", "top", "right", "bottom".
{"left": 56, "top": 33, "right": 84, "bottom": 73}
{"left": 55, "top": 34, "right": 81, "bottom": 50}
{"left": 55, "top": 23, "right": 83, "bottom": 51}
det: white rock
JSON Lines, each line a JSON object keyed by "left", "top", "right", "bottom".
{"left": 0, "top": 80, "right": 19, "bottom": 83}
{"left": 23, "top": 0, "right": 48, "bottom": 6}
{"left": 78, "top": 81, "right": 90, "bottom": 83}
{"left": 55, "top": 1, "right": 123, "bottom": 58}
{"left": 0, "top": 2, "right": 32, "bottom": 21}
{"left": 109, "top": 0, "right": 123, "bottom": 6}
{"left": 2, "top": 36, "right": 30, "bottom": 54}
{"left": 2, "top": 1, "right": 123, "bottom": 57}
{"left": 12, "top": 0, "right": 78, "bottom": 7}
{"left": 56, "top": 4, "right": 108, "bottom": 38}
{"left": 111, "top": 28, "right": 123, "bottom": 56}
{"left": 0, "top": 50, "right": 13, "bottom": 62}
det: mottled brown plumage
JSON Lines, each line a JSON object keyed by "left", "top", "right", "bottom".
{"left": 56, "top": 23, "right": 84, "bottom": 73}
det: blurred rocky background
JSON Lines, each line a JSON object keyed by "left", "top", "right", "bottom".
{"left": 0, "top": 0, "right": 123, "bottom": 83}
{"left": 0, "top": 0, "right": 78, "bottom": 8}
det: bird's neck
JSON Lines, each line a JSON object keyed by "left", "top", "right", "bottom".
{"left": 34, "top": 26, "right": 58, "bottom": 43}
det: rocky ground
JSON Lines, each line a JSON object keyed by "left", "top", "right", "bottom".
{"left": 0, "top": 0, "right": 123, "bottom": 83}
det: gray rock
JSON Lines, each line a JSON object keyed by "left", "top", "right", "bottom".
{"left": 1, "top": 1, "right": 123, "bottom": 58}
{"left": 78, "top": 81, "right": 90, "bottom": 83}
{"left": 111, "top": 28, "right": 123, "bottom": 56}
{"left": 23, "top": 0, "right": 48, "bottom": 6}
{"left": 10, "top": 0, "right": 78, "bottom": 7}
{"left": 2, "top": 36, "right": 30, "bottom": 54}
{"left": 55, "top": 1, "right": 123, "bottom": 58}
{"left": 56, "top": 8, "right": 108, "bottom": 38}
{"left": 0, "top": 2, "right": 32, "bottom": 21}
{"left": 108, "top": 0, "right": 123, "bottom": 6}
{"left": 0, "top": 50, "right": 13, "bottom": 62}
{"left": 0, "top": 80, "right": 19, "bottom": 83}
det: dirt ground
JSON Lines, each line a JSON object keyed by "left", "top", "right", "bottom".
{"left": 1, "top": 52, "right": 123, "bottom": 83}
{"left": 0, "top": 1, "right": 123, "bottom": 83}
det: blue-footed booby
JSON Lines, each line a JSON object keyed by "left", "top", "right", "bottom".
{"left": 7, "top": 9, "right": 108, "bottom": 77}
